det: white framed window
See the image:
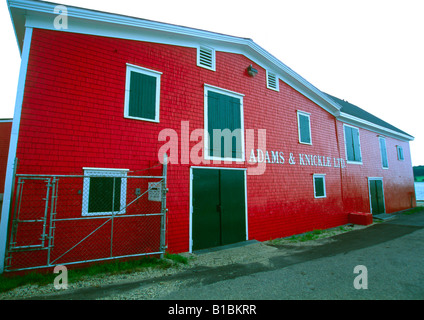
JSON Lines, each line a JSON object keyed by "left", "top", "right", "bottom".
{"left": 82, "top": 168, "right": 128, "bottom": 216}
{"left": 313, "top": 174, "right": 326, "bottom": 198}
{"left": 297, "top": 111, "right": 312, "bottom": 145}
{"left": 197, "top": 46, "right": 216, "bottom": 71}
{"left": 204, "top": 84, "right": 245, "bottom": 162}
{"left": 266, "top": 70, "right": 279, "bottom": 91}
{"left": 379, "top": 136, "right": 389, "bottom": 169}
{"left": 397, "top": 145, "right": 404, "bottom": 161}
{"left": 343, "top": 124, "right": 362, "bottom": 164}
{"left": 124, "top": 63, "right": 162, "bottom": 123}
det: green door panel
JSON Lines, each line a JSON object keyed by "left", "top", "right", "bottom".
{"left": 192, "top": 169, "right": 246, "bottom": 251}
{"left": 370, "top": 179, "right": 385, "bottom": 215}
{"left": 220, "top": 170, "right": 246, "bottom": 246}
{"left": 375, "top": 180, "right": 385, "bottom": 214}
{"left": 192, "top": 169, "right": 221, "bottom": 251}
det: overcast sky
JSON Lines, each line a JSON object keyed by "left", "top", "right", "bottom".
{"left": 1, "top": 0, "right": 423, "bottom": 166}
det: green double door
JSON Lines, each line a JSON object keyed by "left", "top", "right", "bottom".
{"left": 192, "top": 168, "right": 246, "bottom": 251}
{"left": 369, "top": 179, "right": 385, "bottom": 215}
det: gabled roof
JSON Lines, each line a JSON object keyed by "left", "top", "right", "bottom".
{"left": 7, "top": 0, "right": 413, "bottom": 141}
{"left": 325, "top": 93, "right": 413, "bottom": 141}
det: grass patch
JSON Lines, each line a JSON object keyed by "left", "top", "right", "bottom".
{"left": 402, "top": 207, "right": 424, "bottom": 215}
{"left": 164, "top": 252, "right": 189, "bottom": 265}
{"left": 0, "top": 272, "right": 55, "bottom": 293}
{"left": 287, "top": 229, "right": 324, "bottom": 242}
{"left": 269, "top": 225, "right": 355, "bottom": 245}
{"left": 0, "top": 253, "right": 188, "bottom": 294}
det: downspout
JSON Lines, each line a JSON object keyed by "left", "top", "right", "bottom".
{"left": 0, "top": 27, "right": 33, "bottom": 274}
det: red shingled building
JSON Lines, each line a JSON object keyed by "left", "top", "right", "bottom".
{"left": 0, "top": 0, "right": 416, "bottom": 272}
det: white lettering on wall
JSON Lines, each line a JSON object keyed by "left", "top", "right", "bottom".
{"left": 248, "top": 149, "right": 346, "bottom": 169}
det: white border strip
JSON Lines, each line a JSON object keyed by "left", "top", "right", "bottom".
{"left": 0, "top": 27, "right": 33, "bottom": 274}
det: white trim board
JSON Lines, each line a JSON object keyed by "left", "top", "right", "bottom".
{"left": 0, "top": 26, "right": 33, "bottom": 274}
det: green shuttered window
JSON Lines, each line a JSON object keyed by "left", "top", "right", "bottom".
{"left": 397, "top": 146, "right": 404, "bottom": 161}
{"left": 344, "top": 125, "right": 362, "bottom": 163}
{"left": 205, "top": 85, "right": 244, "bottom": 161}
{"left": 297, "top": 111, "right": 312, "bottom": 144}
{"left": 379, "top": 137, "right": 388, "bottom": 169}
{"left": 313, "top": 174, "right": 326, "bottom": 198}
{"left": 124, "top": 64, "right": 162, "bottom": 122}
{"left": 82, "top": 169, "right": 128, "bottom": 216}
{"left": 88, "top": 177, "right": 121, "bottom": 213}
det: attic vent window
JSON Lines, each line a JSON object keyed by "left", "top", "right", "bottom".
{"left": 267, "top": 71, "right": 279, "bottom": 91}
{"left": 197, "top": 46, "right": 215, "bottom": 71}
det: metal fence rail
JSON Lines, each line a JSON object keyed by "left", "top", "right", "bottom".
{"left": 4, "top": 162, "right": 168, "bottom": 272}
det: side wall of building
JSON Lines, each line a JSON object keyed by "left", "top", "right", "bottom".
{"left": 336, "top": 121, "right": 415, "bottom": 214}
{"left": 13, "top": 28, "right": 415, "bottom": 253}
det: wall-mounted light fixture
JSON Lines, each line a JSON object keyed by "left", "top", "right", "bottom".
{"left": 247, "top": 65, "right": 258, "bottom": 77}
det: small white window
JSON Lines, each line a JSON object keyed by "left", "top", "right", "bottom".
{"left": 82, "top": 168, "right": 128, "bottom": 216}
{"left": 397, "top": 146, "right": 404, "bottom": 161}
{"left": 313, "top": 174, "right": 326, "bottom": 198}
{"left": 197, "top": 46, "right": 215, "bottom": 71}
{"left": 266, "top": 71, "right": 279, "bottom": 91}
{"left": 297, "top": 111, "right": 312, "bottom": 145}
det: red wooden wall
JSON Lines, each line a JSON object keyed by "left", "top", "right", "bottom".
{"left": 0, "top": 121, "right": 12, "bottom": 195}
{"left": 12, "top": 28, "right": 415, "bottom": 254}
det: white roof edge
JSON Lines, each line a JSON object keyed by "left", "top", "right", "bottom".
{"left": 338, "top": 112, "right": 414, "bottom": 142}
{"left": 11, "top": 0, "right": 412, "bottom": 143}
{"left": 245, "top": 41, "right": 341, "bottom": 115}
{"left": 8, "top": 0, "right": 342, "bottom": 117}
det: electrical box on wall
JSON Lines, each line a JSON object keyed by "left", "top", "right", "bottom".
{"left": 148, "top": 182, "right": 161, "bottom": 202}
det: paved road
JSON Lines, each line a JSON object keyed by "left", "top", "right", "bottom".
{"left": 27, "top": 209, "right": 424, "bottom": 302}
{"left": 159, "top": 210, "right": 424, "bottom": 300}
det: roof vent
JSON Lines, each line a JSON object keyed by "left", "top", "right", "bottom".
{"left": 198, "top": 46, "right": 215, "bottom": 70}
{"left": 267, "top": 71, "right": 279, "bottom": 91}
